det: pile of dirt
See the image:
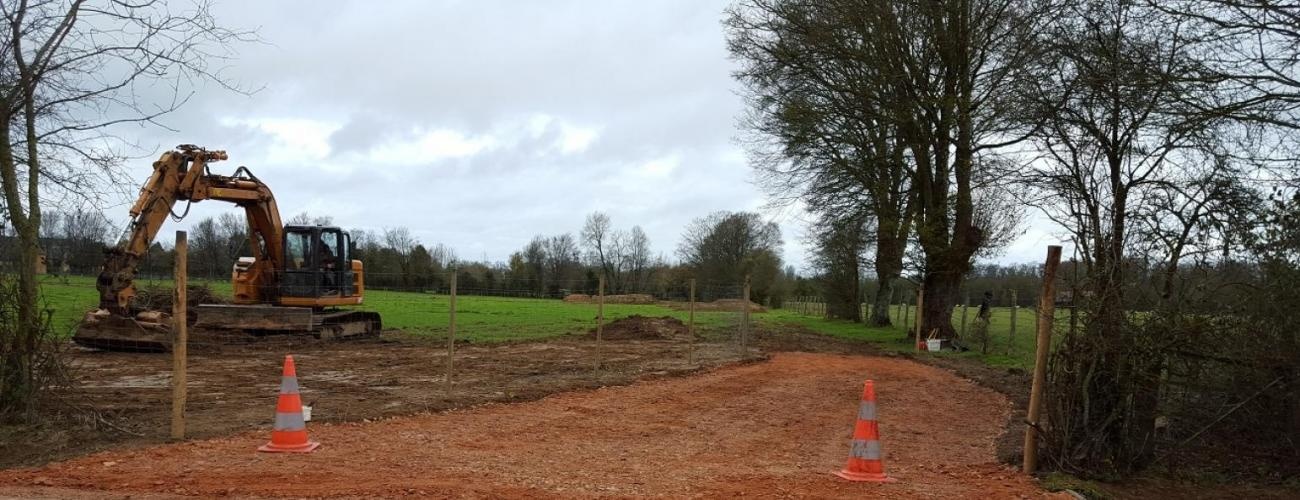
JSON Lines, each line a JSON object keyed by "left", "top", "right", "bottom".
{"left": 664, "top": 299, "right": 767, "bottom": 313}
{"left": 592, "top": 315, "right": 690, "bottom": 340}
{"left": 564, "top": 293, "right": 657, "bottom": 304}
{"left": 132, "top": 283, "right": 227, "bottom": 312}
{"left": 130, "top": 283, "right": 227, "bottom": 324}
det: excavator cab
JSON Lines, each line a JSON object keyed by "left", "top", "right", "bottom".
{"left": 281, "top": 225, "right": 356, "bottom": 299}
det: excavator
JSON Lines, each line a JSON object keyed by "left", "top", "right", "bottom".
{"left": 73, "top": 145, "right": 381, "bottom": 351}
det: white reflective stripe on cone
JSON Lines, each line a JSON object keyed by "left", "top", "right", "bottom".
{"left": 279, "top": 376, "right": 300, "bottom": 394}
{"left": 850, "top": 439, "right": 881, "bottom": 460}
{"left": 274, "top": 411, "right": 307, "bottom": 431}
{"left": 857, "top": 401, "right": 877, "bottom": 421}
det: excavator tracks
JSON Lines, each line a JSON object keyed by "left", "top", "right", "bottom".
{"left": 73, "top": 305, "right": 383, "bottom": 352}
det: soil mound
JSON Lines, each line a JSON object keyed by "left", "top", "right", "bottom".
{"left": 664, "top": 299, "right": 766, "bottom": 313}
{"left": 131, "top": 283, "right": 227, "bottom": 322}
{"left": 591, "top": 315, "right": 689, "bottom": 340}
{"left": 133, "top": 283, "right": 227, "bottom": 311}
{"left": 565, "top": 293, "right": 657, "bottom": 304}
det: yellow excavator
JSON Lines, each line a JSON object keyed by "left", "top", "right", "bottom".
{"left": 74, "top": 145, "right": 381, "bottom": 351}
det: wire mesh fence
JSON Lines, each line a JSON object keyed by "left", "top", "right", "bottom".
{"left": 783, "top": 289, "right": 1050, "bottom": 362}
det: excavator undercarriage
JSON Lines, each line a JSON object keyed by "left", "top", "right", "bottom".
{"left": 75, "top": 306, "right": 383, "bottom": 352}
{"left": 72, "top": 145, "right": 382, "bottom": 351}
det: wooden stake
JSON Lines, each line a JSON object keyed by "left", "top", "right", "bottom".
{"left": 1024, "top": 245, "right": 1063, "bottom": 473}
{"left": 688, "top": 278, "right": 696, "bottom": 365}
{"left": 596, "top": 275, "right": 604, "bottom": 370}
{"left": 446, "top": 269, "right": 457, "bottom": 394}
{"left": 170, "top": 231, "right": 188, "bottom": 440}
{"left": 890, "top": 287, "right": 898, "bottom": 324}
{"left": 961, "top": 293, "right": 970, "bottom": 338}
{"left": 903, "top": 296, "right": 911, "bottom": 333}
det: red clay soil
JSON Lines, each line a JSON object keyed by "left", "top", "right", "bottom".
{"left": 0, "top": 353, "right": 1064, "bottom": 499}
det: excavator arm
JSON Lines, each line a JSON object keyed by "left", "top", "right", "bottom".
{"left": 96, "top": 145, "right": 285, "bottom": 314}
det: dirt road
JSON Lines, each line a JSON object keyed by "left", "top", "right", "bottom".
{"left": 0, "top": 352, "right": 1055, "bottom": 498}
{"left": 2, "top": 323, "right": 745, "bottom": 469}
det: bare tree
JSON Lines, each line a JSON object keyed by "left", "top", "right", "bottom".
{"left": 543, "top": 233, "right": 580, "bottom": 293}
{"left": 580, "top": 212, "right": 613, "bottom": 289}
{"left": 1154, "top": 0, "right": 1300, "bottom": 132}
{"left": 286, "top": 212, "right": 333, "bottom": 226}
{"left": 216, "top": 212, "right": 248, "bottom": 264}
{"left": 727, "top": 0, "right": 1049, "bottom": 335}
{"left": 1020, "top": 0, "right": 1257, "bottom": 476}
{"left": 382, "top": 226, "right": 418, "bottom": 287}
{"left": 726, "top": 0, "right": 917, "bottom": 326}
{"left": 48, "top": 207, "right": 109, "bottom": 273}
{"left": 678, "top": 211, "right": 783, "bottom": 301}
{"left": 0, "top": 0, "right": 252, "bottom": 418}
{"left": 190, "top": 216, "right": 223, "bottom": 279}
{"left": 625, "top": 226, "right": 651, "bottom": 292}
{"left": 809, "top": 212, "right": 870, "bottom": 321}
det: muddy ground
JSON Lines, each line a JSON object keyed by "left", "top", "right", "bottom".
{"left": 4, "top": 319, "right": 1287, "bottom": 499}
{"left": 0, "top": 352, "right": 1064, "bottom": 498}
{"left": 1, "top": 316, "right": 749, "bottom": 469}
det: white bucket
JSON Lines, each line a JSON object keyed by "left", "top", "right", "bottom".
{"left": 302, "top": 405, "right": 313, "bottom": 422}
{"left": 926, "top": 339, "right": 943, "bottom": 352}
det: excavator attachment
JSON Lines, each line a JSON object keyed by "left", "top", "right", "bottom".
{"left": 74, "top": 309, "right": 174, "bottom": 352}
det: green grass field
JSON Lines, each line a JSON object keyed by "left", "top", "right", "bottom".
{"left": 37, "top": 275, "right": 740, "bottom": 343}
{"left": 39, "top": 275, "right": 1053, "bottom": 367}
{"left": 765, "top": 301, "right": 1062, "bottom": 370}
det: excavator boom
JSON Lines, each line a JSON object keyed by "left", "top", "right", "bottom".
{"left": 96, "top": 145, "right": 284, "bottom": 315}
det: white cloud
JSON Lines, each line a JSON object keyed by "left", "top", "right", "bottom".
{"left": 118, "top": 0, "right": 1096, "bottom": 274}
{"left": 365, "top": 129, "right": 496, "bottom": 166}
{"left": 559, "top": 124, "right": 599, "bottom": 154}
{"left": 641, "top": 154, "right": 681, "bottom": 177}
{"left": 218, "top": 117, "right": 341, "bottom": 163}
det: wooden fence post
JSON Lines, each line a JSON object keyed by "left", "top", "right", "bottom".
{"left": 688, "top": 278, "right": 696, "bottom": 365}
{"left": 446, "top": 269, "right": 457, "bottom": 394}
{"left": 903, "top": 296, "right": 911, "bottom": 333}
{"left": 170, "top": 231, "right": 188, "bottom": 440}
{"left": 1024, "top": 245, "right": 1063, "bottom": 473}
{"left": 961, "top": 293, "right": 970, "bottom": 338}
{"left": 596, "top": 275, "right": 604, "bottom": 370}
{"left": 890, "top": 288, "right": 898, "bottom": 325}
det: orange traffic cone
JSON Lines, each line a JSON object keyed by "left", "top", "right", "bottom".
{"left": 835, "top": 380, "right": 896, "bottom": 482}
{"left": 258, "top": 355, "right": 320, "bottom": 453}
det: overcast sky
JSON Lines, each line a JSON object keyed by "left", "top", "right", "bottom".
{"left": 108, "top": 0, "right": 1063, "bottom": 272}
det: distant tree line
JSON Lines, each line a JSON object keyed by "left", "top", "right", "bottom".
{"left": 2, "top": 208, "right": 794, "bottom": 305}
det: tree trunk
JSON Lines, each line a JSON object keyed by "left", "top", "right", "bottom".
{"left": 0, "top": 125, "right": 45, "bottom": 419}
{"left": 919, "top": 266, "right": 963, "bottom": 339}
{"left": 870, "top": 279, "right": 894, "bottom": 327}
{"left": 870, "top": 215, "right": 908, "bottom": 327}
{"left": 826, "top": 259, "right": 862, "bottom": 322}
